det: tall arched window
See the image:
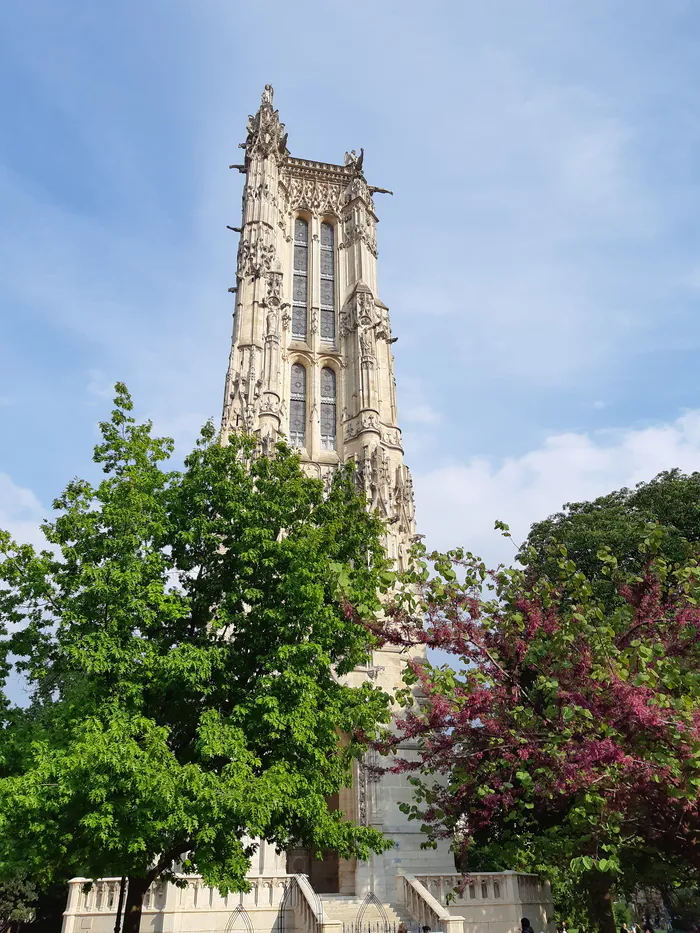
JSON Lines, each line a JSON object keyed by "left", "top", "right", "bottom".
{"left": 289, "top": 363, "right": 306, "bottom": 448}
{"left": 320, "top": 223, "right": 335, "bottom": 344}
{"left": 320, "top": 367, "right": 336, "bottom": 450}
{"left": 292, "top": 218, "right": 308, "bottom": 340}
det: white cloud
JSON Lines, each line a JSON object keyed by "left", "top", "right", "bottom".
{"left": 403, "top": 403, "right": 442, "bottom": 426}
{"left": 0, "top": 474, "right": 47, "bottom": 549}
{"left": 86, "top": 369, "right": 115, "bottom": 402}
{"left": 415, "top": 410, "right": 700, "bottom": 567}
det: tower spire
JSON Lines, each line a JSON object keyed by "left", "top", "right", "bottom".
{"left": 242, "top": 83, "right": 289, "bottom": 163}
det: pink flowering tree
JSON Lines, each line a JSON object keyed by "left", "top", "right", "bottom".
{"left": 373, "top": 527, "right": 700, "bottom": 933}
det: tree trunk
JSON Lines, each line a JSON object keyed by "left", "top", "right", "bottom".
{"left": 121, "top": 876, "right": 150, "bottom": 933}
{"left": 586, "top": 871, "right": 616, "bottom": 933}
{"left": 114, "top": 876, "right": 127, "bottom": 933}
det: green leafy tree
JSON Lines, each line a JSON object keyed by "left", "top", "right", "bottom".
{"left": 376, "top": 528, "right": 700, "bottom": 933}
{"left": 0, "top": 871, "right": 36, "bottom": 933}
{"left": 523, "top": 470, "right": 700, "bottom": 605}
{"left": 0, "top": 385, "right": 392, "bottom": 933}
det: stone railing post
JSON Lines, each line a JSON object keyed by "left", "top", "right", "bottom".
{"left": 398, "top": 874, "right": 464, "bottom": 933}
{"left": 61, "top": 878, "right": 88, "bottom": 933}
{"left": 501, "top": 872, "right": 521, "bottom": 906}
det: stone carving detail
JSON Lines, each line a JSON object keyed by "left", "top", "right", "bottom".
{"left": 347, "top": 443, "right": 415, "bottom": 537}
{"left": 375, "top": 303, "right": 392, "bottom": 342}
{"left": 260, "top": 394, "right": 280, "bottom": 414}
{"left": 320, "top": 465, "right": 336, "bottom": 495}
{"left": 283, "top": 175, "right": 344, "bottom": 215}
{"left": 258, "top": 428, "right": 276, "bottom": 458}
{"left": 356, "top": 290, "right": 377, "bottom": 327}
{"left": 246, "top": 182, "right": 282, "bottom": 213}
{"left": 339, "top": 310, "right": 352, "bottom": 339}
{"left": 340, "top": 288, "right": 377, "bottom": 336}
{"left": 238, "top": 237, "right": 275, "bottom": 279}
{"left": 265, "top": 307, "right": 279, "bottom": 340}
{"left": 381, "top": 425, "right": 401, "bottom": 447}
{"left": 360, "top": 329, "right": 375, "bottom": 360}
{"left": 265, "top": 269, "right": 283, "bottom": 306}
{"left": 341, "top": 204, "right": 378, "bottom": 257}
{"left": 394, "top": 464, "right": 416, "bottom": 529}
{"left": 227, "top": 347, "right": 263, "bottom": 433}
{"left": 344, "top": 411, "right": 380, "bottom": 441}
{"left": 344, "top": 148, "right": 365, "bottom": 174}
{"left": 244, "top": 85, "right": 289, "bottom": 162}
{"left": 310, "top": 309, "right": 318, "bottom": 335}
{"left": 344, "top": 174, "right": 373, "bottom": 208}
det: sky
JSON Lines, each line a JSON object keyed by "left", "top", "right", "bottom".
{"left": 3, "top": 0, "right": 700, "bottom": 571}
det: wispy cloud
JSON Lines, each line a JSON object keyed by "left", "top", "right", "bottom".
{"left": 415, "top": 409, "right": 700, "bottom": 567}
{"left": 0, "top": 473, "right": 47, "bottom": 549}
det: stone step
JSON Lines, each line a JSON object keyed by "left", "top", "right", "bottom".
{"left": 319, "top": 896, "right": 414, "bottom": 925}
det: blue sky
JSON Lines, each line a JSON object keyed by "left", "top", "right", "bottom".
{"left": 3, "top": 0, "right": 700, "bottom": 566}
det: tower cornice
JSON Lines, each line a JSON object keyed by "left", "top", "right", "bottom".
{"left": 284, "top": 157, "right": 353, "bottom": 181}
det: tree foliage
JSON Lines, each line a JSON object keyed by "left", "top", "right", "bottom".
{"left": 0, "top": 871, "right": 36, "bottom": 933}
{"left": 0, "top": 385, "right": 392, "bottom": 933}
{"left": 523, "top": 469, "right": 700, "bottom": 605}
{"left": 378, "top": 528, "right": 700, "bottom": 933}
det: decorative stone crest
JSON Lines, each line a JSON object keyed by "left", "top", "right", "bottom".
{"left": 381, "top": 425, "right": 401, "bottom": 447}
{"left": 260, "top": 394, "right": 281, "bottom": 414}
{"left": 344, "top": 411, "right": 380, "bottom": 441}
{"left": 244, "top": 84, "right": 289, "bottom": 162}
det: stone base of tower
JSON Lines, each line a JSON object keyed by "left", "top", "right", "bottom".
{"left": 354, "top": 837, "right": 456, "bottom": 902}
{"left": 62, "top": 862, "right": 555, "bottom": 933}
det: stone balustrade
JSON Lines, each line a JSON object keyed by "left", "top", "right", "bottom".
{"left": 62, "top": 871, "right": 553, "bottom": 933}
{"left": 63, "top": 874, "right": 295, "bottom": 933}
{"left": 61, "top": 873, "right": 349, "bottom": 933}
{"left": 396, "top": 874, "right": 465, "bottom": 933}
{"left": 411, "top": 873, "right": 553, "bottom": 933}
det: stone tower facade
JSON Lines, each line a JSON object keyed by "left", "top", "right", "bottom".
{"left": 221, "top": 86, "right": 454, "bottom": 900}
{"left": 221, "top": 85, "right": 416, "bottom": 574}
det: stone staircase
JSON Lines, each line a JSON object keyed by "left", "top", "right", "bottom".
{"left": 319, "top": 895, "right": 417, "bottom": 932}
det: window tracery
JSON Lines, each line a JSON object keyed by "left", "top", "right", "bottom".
{"left": 292, "top": 218, "right": 308, "bottom": 339}
{"left": 320, "top": 366, "right": 337, "bottom": 450}
{"left": 290, "top": 362, "right": 306, "bottom": 448}
{"left": 320, "top": 222, "right": 335, "bottom": 343}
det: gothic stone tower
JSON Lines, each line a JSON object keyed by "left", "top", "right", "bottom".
{"left": 222, "top": 86, "right": 454, "bottom": 901}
